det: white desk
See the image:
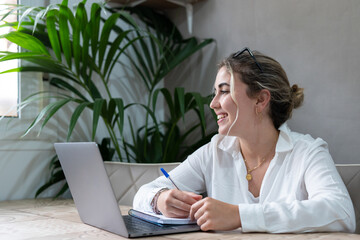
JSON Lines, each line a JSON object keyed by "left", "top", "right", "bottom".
{"left": 0, "top": 199, "right": 358, "bottom": 239}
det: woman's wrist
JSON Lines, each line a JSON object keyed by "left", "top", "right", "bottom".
{"left": 150, "top": 188, "right": 169, "bottom": 214}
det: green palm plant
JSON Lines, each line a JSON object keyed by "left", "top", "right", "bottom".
{"left": 0, "top": 0, "right": 215, "bottom": 197}
{"left": 110, "top": 6, "right": 216, "bottom": 163}
{"left": 0, "top": 0, "right": 138, "bottom": 161}
{"left": 125, "top": 87, "right": 215, "bottom": 163}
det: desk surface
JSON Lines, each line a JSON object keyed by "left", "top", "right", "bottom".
{"left": 0, "top": 198, "right": 358, "bottom": 240}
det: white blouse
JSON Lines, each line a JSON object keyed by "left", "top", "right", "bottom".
{"left": 133, "top": 123, "right": 356, "bottom": 233}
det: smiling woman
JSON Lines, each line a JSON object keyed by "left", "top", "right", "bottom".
{"left": 133, "top": 48, "right": 356, "bottom": 233}
{"left": 0, "top": 0, "right": 19, "bottom": 117}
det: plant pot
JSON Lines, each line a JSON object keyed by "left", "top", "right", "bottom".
{"left": 104, "top": 161, "right": 180, "bottom": 206}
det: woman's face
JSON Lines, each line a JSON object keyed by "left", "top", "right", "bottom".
{"left": 210, "top": 66, "right": 257, "bottom": 136}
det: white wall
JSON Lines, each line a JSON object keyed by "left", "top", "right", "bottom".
{"left": 166, "top": 0, "right": 360, "bottom": 164}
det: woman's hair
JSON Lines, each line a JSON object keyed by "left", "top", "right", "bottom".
{"left": 218, "top": 50, "right": 304, "bottom": 129}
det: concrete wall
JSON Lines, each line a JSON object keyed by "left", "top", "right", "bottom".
{"left": 166, "top": 0, "right": 360, "bottom": 164}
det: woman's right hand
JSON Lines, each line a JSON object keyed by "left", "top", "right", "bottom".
{"left": 157, "top": 189, "right": 202, "bottom": 218}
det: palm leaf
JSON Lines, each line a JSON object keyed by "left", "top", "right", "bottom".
{"left": 103, "top": 29, "right": 131, "bottom": 78}
{"left": 0, "top": 51, "right": 45, "bottom": 61}
{"left": 0, "top": 65, "right": 75, "bottom": 82}
{"left": 92, "top": 99, "right": 105, "bottom": 140}
{"left": 22, "top": 99, "right": 67, "bottom": 137}
{"left": 73, "top": 3, "right": 86, "bottom": 75}
{"left": 49, "top": 77, "right": 88, "bottom": 101}
{"left": 67, "top": 102, "right": 91, "bottom": 141}
{"left": 189, "top": 92, "right": 206, "bottom": 132}
{"left": 35, "top": 169, "right": 65, "bottom": 198}
{"left": 174, "top": 87, "right": 185, "bottom": 122}
{"left": 75, "top": 2, "right": 88, "bottom": 28}
{"left": 106, "top": 35, "right": 145, "bottom": 82}
{"left": 98, "top": 13, "right": 121, "bottom": 70}
{"left": 81, "top": 23, "right": 91, "bottom": 78}
{"left": 90, "top": 3, "right": 101, "bottom": 62}
{"left": 136, "top": 31, "right": 155, "bottom": 76}
{"left": 112, "top": 98, "right": 125, "bottom": 135}
{"left": 54, "top": 182, "right": 69, "bottom": 199}
{"left": 39, "top": 98, "right": 73, "bottom": 133}
{"left": 158, "top": 38, "right": 214, "bottom": 80}
{"left": 106, "top": 98, "right": 116, "bottom": 124}
{"left": 0, "top": 5, "right": 24, "bottom": 22}
{"left": 46, "top": 9, "right": 62, "bottom": 61}
{"left": 17, "top": 6, "right": 42, "bottom": 29}
{"left": 152, "top": 88, "right": 174, "bottom": 119}
{"left": 33, "top": 5, "right": 56, "bottom": 33}
{"left": 3, "top": 31, "right": 49, "bottom": 55}
{"left": 59, "top": 4, "right": 72, "bottom": 69}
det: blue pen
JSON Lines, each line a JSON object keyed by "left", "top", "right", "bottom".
{"left": 160, "top": 168, "right": 180, "bottom": 190}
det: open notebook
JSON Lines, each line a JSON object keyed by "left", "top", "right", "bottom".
{"left": 128, "top": 209, "right": 197, "bottom": 225}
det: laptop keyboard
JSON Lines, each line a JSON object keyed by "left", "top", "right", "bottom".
{"left": 123, "top": 215, "right": 177, "bottom": 232}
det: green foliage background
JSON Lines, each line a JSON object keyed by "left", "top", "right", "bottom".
{"left": 0, "top": 0, "right": 216, "bottom": 197}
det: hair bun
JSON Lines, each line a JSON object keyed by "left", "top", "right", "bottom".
{"left": 291, "top": 84, "right": 304, "bottom": 109}
{"left": 291, "top": 84, "right": 298, "bottom": 92}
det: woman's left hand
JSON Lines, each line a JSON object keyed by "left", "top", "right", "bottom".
{"left": 189, "top": 197, "right": 241, "bottom": 231}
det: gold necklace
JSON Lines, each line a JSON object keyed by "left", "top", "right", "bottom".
{"left": 243, "top": 157, "right": 267, "bottom": 181}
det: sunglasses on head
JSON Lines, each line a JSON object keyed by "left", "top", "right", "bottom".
{"left": 233, "top": 47, "right": 264, "bottom": 73}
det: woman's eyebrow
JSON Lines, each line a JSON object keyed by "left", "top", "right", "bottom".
{"left": 218, "top": 82, "right": 230, "bottom": 88}
{"left": 213, "top": 82, "right": 230, "bottom": 93}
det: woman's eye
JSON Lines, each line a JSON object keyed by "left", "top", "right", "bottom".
{"left": 212, "top": 90, "right": 229, "bottom": 98}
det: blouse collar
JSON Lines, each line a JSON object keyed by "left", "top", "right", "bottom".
{"left": 276, "top": 123, "right": 294, "bottom": 153}
{"left": 217, "top": 122, "right": 294, "bottom": 154}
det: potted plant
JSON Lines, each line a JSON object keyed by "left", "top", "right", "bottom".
{"left": 0, "top": 0, "right": 216, "bottom": 200}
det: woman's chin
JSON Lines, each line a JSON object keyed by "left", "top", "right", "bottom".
{"left": 218, "top": 127, "right": 230, "bottom": 136}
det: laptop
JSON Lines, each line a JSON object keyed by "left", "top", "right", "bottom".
{"left": 54, "top": 142, "right": 201, "bottom": 238}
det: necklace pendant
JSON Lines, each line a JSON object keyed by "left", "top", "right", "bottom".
{"left": 246, "top": 173, "right": 252, "bottom": 181}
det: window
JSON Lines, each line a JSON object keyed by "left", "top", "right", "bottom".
{"left": 0, "top": 0, "right": 19, "bottom": 117}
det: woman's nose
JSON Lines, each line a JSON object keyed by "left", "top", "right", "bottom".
{"left": 210, "top": 95, "right": 219, "bottom": 109}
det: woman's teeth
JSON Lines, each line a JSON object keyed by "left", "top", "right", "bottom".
{"left": 217, "top": 114, "right": 227, "bottom": 120}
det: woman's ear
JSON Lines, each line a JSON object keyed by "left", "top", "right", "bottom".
{"left": 255, "top": 89, "right": 271, "bottom": 111}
